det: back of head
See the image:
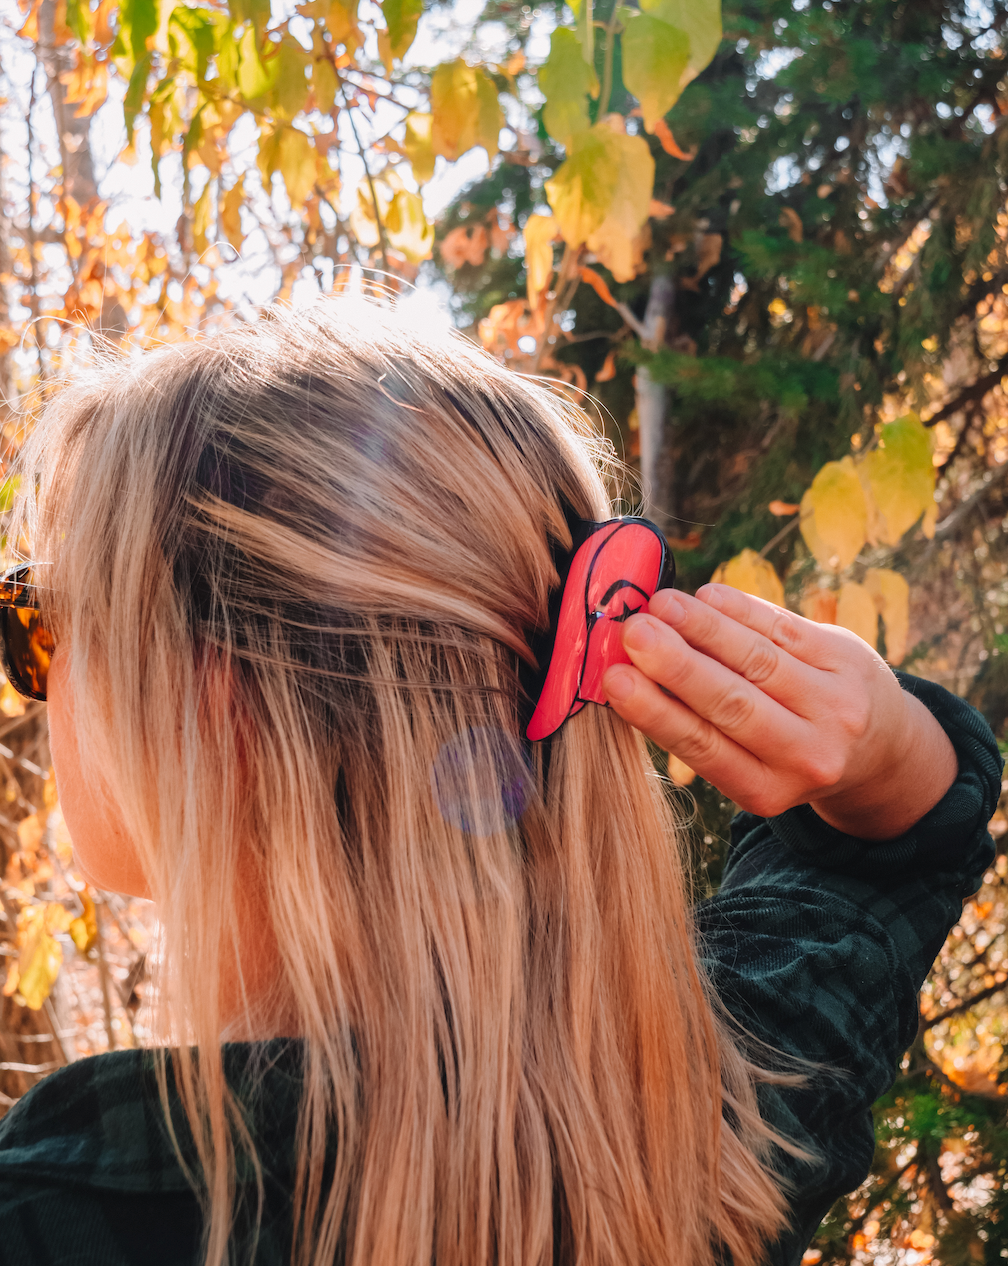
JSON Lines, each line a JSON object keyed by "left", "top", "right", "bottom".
{"left": 16, "top": 299, "right": 791, "bottom": 1266}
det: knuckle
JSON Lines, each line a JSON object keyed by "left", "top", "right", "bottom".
{"left": 682, "top": 717, "right": 721, "bottom": 768}
{"left": 799, "top": 751, "right": 844, "bottom": 791}
{"left": 739, "top": 638, "right": 780, "bottom": 687}
{"left": 711, "top": 685, "right": 757, "bottom": 731}
{"left": 769, "top": 610, "right": 803, "bottom": 653}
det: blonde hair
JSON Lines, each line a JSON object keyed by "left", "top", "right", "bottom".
{"left": 16, "top": 300, "right": 799, "bottom": 1266}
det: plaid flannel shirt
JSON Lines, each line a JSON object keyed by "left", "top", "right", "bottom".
{"left": 0, "top": 671, "right": 1001, "bottom": 1266}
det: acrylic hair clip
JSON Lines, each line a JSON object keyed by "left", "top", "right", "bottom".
{"left": 525, "top": 517, "right": 674, "bottom": 742}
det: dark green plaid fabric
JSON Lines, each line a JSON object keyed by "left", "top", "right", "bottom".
{"left": 0, "top": 671, "right": 1000, "bottom": 1265}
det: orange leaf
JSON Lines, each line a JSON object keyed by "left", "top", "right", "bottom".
{"left": 649, "top": 199, "right": 675, "bottom": 219}
{"left": 667, "top": 530, "right": 702, "bottom": 551}
{"left": 653, "top": 119, "right": 696, "bottom": 161}
{"left": 768, "top": 499, "right": 800, "bottom": 516}
{"left": 595, "top": 349, "right": 617, "bottom": 382}
{"left": 580, "top": 266, "right": 617, "bottom": 309}
{"left": 667, "top": 753, "right": 695, "bottom": 786}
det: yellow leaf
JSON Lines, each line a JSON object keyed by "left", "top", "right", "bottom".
{"left": 862, "top": 413, "right": 936, "bottom": 546}
{"left": 222, "top": 174, "right": 245, "bottom": 251}
{"left": 863, "top": 567, "right": 910, "bottom": 665}
{"left": 43, "top": 768, "right": 58, "bottom": 812}
{"left": 313, "top": 57, "right": 338, "bottom": 114}
{"left": 278, "top": 128, "right": 317, "bottom": 209}
{"left": 349, "top": 181, "right": 384, "bottom": 247}
{"left": 404, "top": 111, "right": 435, "bottom": 184}
{"left": 271, "top": 39, "right": 311, "bottom": 121}
{"left": 0, "top": 681, "right": 25, "bottom": 717}
{"left": 430, "top": 61, "right": 503, "bottom": 161}
{"left": 835, "top": 581, "right": 879, "bottom": 650}
{"left": 546, "top": 120, "right": 655, "bottom": 250}
{"left": 192, "top": 179, "right": 215, "bottom": 253}
{"left": 385, "top": 190, "right": 433, "bottom": 263}
{"left": 799, "top": 456, "right": 868, "bottom": 571}
{"left": 2, "top": 962, "right": 18, "bottom": 998}
{"left": 524, "top": 213, "right": 558, "bottom": 307}
{"left": 17, "top": 814, "right": 42, "bottom": 853}
{"left": 17, "top": 931, "right": 62, "bottom": 1010}
{"left": 588, "top": 221, "right": 650, "bottom": 284}
{"left": 667, "top": 753, "right": 695, "bottom": 786}
{"left": 69, "top": 889, "right": 98, "bottom": 954}
{"left": 621, "top": 9, "right": 690, "bottom": 132}
{"left": 709, "top": 548, "right": 785, "bottom": 606}
{"left": 540, "top": 26, "right": 598, "bottom": 148}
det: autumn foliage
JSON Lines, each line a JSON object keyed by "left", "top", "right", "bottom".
{"left": 2, "top": 0, "right": 1008, "bottom": 1259}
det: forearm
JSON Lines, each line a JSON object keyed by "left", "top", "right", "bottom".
{"left": 809, "top": 691, "right": 959, "bottom": 841}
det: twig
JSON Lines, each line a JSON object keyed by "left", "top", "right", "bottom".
{"left": 95, "top": 898, "right": 115, "bottom": 1052}
{"left": 757, "top": 513, "right": 806, "bottom": 560}
{"left": 335, "top": 71, "right": 389, "bottom": 273}
{"left": 530, "top": 244, "right": 583, "bottom": 373}
{"left": 597, "top": 3, "right": 621, "bottom": 119}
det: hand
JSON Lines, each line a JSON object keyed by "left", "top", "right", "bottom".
{"left": 601, "top": 584, "right": 958, "bottom": 841}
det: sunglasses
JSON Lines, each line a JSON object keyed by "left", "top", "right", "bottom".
{"left": 0, "top": 566, "right": 53, "bottom": 702}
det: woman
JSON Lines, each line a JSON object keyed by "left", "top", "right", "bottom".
{"left": 0, "top": 300, "right": 999, "bottom": 1266}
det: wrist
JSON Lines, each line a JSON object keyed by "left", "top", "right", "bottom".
{"left": 808, "top": 691, "right": 959, "bottom": 841}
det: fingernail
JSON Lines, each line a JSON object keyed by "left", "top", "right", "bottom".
{"left": 698, "top": 584, "right": 724, "bottom": 610}
{"left": 603, "top": 666, "right": 634, "bottom": 702}
{"left": 624, "top": 619, "right": 657, "bottom": 652}
{"left": 653, "top": 591, "right": 686, "bottom": 625}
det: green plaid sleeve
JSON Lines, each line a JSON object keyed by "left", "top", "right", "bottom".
{"left": 696, "top": 671, "right": 1003, "bottom": 1264}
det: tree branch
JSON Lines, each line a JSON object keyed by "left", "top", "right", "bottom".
{"left": 924, "top": 352, "right": 1008, "bottom": 428}
{"left": 921, "top": 979, "right": 1007, "bottom": 1031}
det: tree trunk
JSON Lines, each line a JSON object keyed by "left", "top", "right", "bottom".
{"left": 635, "top": 274, "right": 675, "bottom": 517}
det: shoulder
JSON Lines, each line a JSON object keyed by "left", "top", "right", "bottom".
{"left": 0, "top": 1051, "right": 201, "bottom": 1266}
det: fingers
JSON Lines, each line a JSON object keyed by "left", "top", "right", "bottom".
{"left": 689, "top": 584, "right": 854, "bottom": 672}
{"left": 647, "top": 588, "right": 829, "bottom": 716}
{"left": 613, "top": 609, "right": 812, "bottom": 763}
{"left": 602, "top": 662, "right": 777, "bottom": 805}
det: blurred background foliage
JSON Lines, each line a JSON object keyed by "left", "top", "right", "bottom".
{"left": 2, "top": 0, "right": 1008, "bottom": 1260}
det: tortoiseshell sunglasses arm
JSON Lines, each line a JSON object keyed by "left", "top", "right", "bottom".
{"left": 0, "top": 568, "right": 39, "bottom": 611}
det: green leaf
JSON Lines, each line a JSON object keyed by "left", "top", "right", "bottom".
{"left": 545, "top": 122, "right": 654, "bottom": 249}
{"left": 272, "top": 39, "right": 310, "bottom": 119}
{"left": 65, "top": 0, "right": 94, "bottom": 46}
{"left": 112, "top": 0, "right": 159, "bottom": 77}
{"left": 123, "top": 51, "right": 154, "bottom": 143}
{"left": 621, "top": 11, "right": 691, "bottom": 132}
{"left": 540, "top": 26, "right": 598, "bottom": 150}
{"left": 638, "top": 0, "right": 722, "bottom": 84}
{"left": 0, "top": 477, "right": 20, "bottom": 514}
{"left": 379, "top": 0, "right": 422, "bottom": 71}
{"left": 237, "top": 23, "right": 277, "bottom": 99}
{"left": 169, "top": 7, "right": 216, "bottom": 81}
{"left": 430, "top": 61, "right": 503, "bottom": 161}
{"left": 404, "top": 112, "right": 435, "bottom": 184}
{"left": 385, "top": 190, "right": 434, "bottom": 263}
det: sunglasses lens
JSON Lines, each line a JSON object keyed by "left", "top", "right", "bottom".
{"left": 2, "top": 606, "right": 53, "bottom": 701}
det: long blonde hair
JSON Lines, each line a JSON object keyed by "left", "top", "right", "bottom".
{"left": 17, "top": 300, "right": 797, "bottom": 1266}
